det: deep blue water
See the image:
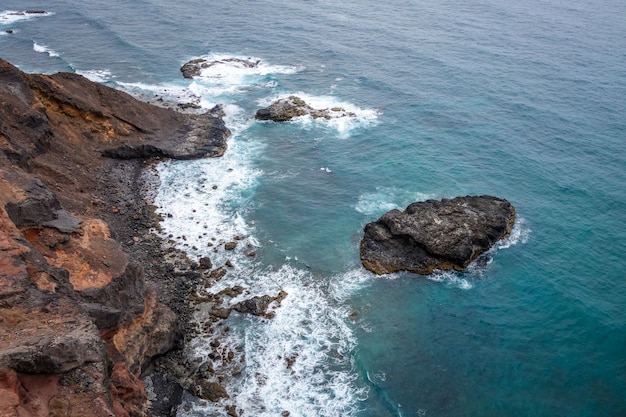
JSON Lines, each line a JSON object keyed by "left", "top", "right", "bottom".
{"left": 2, "top": 1, "right": 626, "bottom": 416}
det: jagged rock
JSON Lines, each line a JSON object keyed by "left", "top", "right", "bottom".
{"left": 194, "top": 379, "right": 229, "bottom": 402}
{"left": 145, "top": 373, "right": 184, "bottom": 417}
{"left": 233, "top": 290, "right": 287, "bottom": 317}
{"left": 112, "top": 290, "right": 177, "bottom": 374}
{"left": 255, "top": 96, "right": 356, "bottom": 122}
{"left": 180, "top": 57, "right": 261, "bottom": 79}
{"left": 198, "top": 257, "right": 213, "bottom": 269}
{"left": 0, "top": 305, "right": 104, "bottom": 374}
{"left": 360, "top": 196, "right": 515, "bottom": 275}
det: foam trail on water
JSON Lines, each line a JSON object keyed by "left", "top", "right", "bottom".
{"left": 33, "top": 42, "right": 59, "bottom": 57}
{"left": 76, "top": 69, "right": 113, "bottom": 83}
{"left": 259, "top": 92, "right": 380, "bottom": 139}
{"left": 185, "top": 265, "right": 367, "bottom": 417}
{"left": 116, "top": 80, "right": 206, "bottom": 110}
{"left": 355, "top": 188, "right": 439, "bottom": 217}
{"left": 498, "top": 216, "right": 531, "bottom": 249}
{"left": 184, "top": 54, "right": 302, "bottom": 98}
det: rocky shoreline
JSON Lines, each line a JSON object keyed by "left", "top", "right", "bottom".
{"left": 0, "top": 58, "right": 229, "bottom": 417}
{"left": 0, "top": 57, "right": 516, "bottom": 417}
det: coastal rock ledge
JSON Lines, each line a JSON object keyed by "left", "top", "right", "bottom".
{"left": 360, "top": 196, "right": 515, "bottom": 275}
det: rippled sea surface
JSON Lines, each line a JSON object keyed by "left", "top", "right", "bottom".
{"left": 2, "top": 1, "right": 625, "bottom": 415}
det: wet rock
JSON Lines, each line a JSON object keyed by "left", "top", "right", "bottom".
{"left": 209, "top": 266, "right": 227, "bottom": 280}
{"left": 255, "top": 95, "right": 356, "bottom": 122}
{"left": 194, "top": 379, "right": 229, "bottom": 402}
{"left": 180, "top": 57, "right": 261, "bottom": 79}
{"left": 224, "top": 241, "right": 237, "bottom": 250}
{"left": 360, "top": 196, "right": 515, "bottom": 275}
{"left": 145, "top": 372, "right": 184, "bottom": 417}
{"left": 198, "top": 256, "right": 213, "bottom": 269}
{"left": 233, "top": 290, "right": 287, "bottom": 317}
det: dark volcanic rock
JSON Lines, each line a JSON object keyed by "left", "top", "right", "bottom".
{"left": 360, "top": 196, "right": 515, "bottom": 275}
{"left": 233, "top": 290, "right": 288, "bottom": 317}
{"left": 255, "top": 96, "right": 357, "bottom": 122}
{"left": 180, "top": 57, "right": 261, "bottom": 79}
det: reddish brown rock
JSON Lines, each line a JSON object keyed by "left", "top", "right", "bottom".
{"left": 0, "top": 58, "right": 226, "bottom": 416}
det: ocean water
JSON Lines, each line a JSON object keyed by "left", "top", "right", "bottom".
{"left": 2, "top": 1, "right": 625, "bottom": 416}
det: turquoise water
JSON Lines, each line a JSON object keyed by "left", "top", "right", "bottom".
{"left": 2, "top": 1, "right": 625, "bottom": 416}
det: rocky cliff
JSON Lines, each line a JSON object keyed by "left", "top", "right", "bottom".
{"left": 0, "top": 59, "right": 229, "bottom": 417}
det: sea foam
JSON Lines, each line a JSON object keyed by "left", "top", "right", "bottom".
{"left": 76, "top": 69, "right": 113, "bottom": 83}
{"left": 259, "top": 92, "right": 381, "bottom": 139}
{"left": 33, "top": 42, "right": 59, "bottom": 58}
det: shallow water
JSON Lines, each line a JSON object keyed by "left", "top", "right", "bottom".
{"left": 2, "top": 0, "right": 625, "bottom": 415}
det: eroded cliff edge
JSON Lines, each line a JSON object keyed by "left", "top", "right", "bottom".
{"left": 0, "top": 59, "right": 229, "bottom": 417}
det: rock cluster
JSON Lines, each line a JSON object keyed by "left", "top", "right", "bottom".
{"left": 0, "top": 59, "right": 231, "bottom": 417}
{"left": 360, "top": 196, "right": 515, "bottom": 275}
{"left": 255, "top": 96, "right": 357, "bottom": 122}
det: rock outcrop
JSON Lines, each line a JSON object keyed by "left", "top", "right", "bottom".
{"left": 255, "top": 96, "right": 357, "bottom": 122}
{"left": 360, "top": 196, "right": 515, "bottom": 275}
{"left": 180, "top": 57, "right": 261, "bottom": 79}
{"left": 0, "top": 58, "right": 231, "bottom": 417}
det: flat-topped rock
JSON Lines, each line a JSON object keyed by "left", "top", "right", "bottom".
{"left": 360, "top": 196, "right": 515, "bottom": 275}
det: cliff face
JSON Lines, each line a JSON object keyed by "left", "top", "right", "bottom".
{"left": 0, "top": 59, "right": 229, "bottom": 417}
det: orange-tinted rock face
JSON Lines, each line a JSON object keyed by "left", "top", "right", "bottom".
{"left": 26, "top": 219, "right": 129, "bottom": 291}
{"left": 0, "top": 59, "right": 190, "bottom": 417}
{"left": 0, "top": 368, "right": 20, "bottom": 416}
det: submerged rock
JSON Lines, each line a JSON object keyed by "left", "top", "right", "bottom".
{"left": 255, "top": 96, "right": 357, "bottom": 122}
{"left": 360, "top": 196, "right": 515, "bottom": 275}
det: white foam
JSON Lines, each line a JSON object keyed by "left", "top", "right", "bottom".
{"left": 183, "top": 53, "right": 302, "bottom": 98}
{"left": 186, "top": 265, "right": 367, "bottom": 417}
{"left": 329, "top": 268, "right": 375, "bottom": 302}
{"left": 75, "top": 69, "right": 113, "bottom": 83}
{"left": 154, "top": 133, "right": 262, "bottom": 267}
{"left": 498, "top": 216, "right": 531, "bottom": 249}
{"left": 259, "top": 92, "right": 380, "bottom": 139}
{"left": 427, "top": 270, "right": 474, "bottom": 290}
{"left": 191, "top": 53, "right": 301, "bottom": 80}
{"left": 33, "top": 42, "right": 59, "bottom": 57}
{"left": 355, "top": 188, "right": 437, "bottom": 217}
{"left": 0, "top": 10, "right": 53, "bottom": 25}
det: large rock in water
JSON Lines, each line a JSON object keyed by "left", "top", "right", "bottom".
{"left": 360, "top": 196, "right": 515, "bottom": 275}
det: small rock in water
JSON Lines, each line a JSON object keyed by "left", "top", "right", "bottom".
{"left": 224, "top": 242, "right": 237, "bottom": 250}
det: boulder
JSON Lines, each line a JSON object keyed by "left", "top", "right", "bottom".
{"left": 255, "top": 96, "right": 356, "bottom": 122}
{"left": 360, "top": 196, "right": 515, "bottom": 275}
{"left": 233, "top": 290, "right": 287, "bottom": 317}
